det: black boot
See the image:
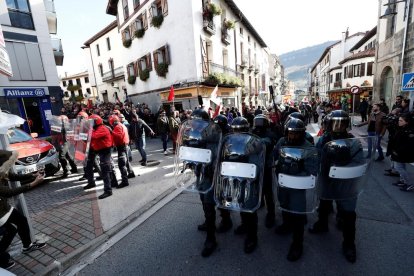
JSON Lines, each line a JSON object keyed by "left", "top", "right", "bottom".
{"left": 265, "top": 212, "right": 276, "bottom": 228}
{"left": 217, "top": 209, "right": 232, "bottom": 233}
{"left": 342, "top": 211, "right": 357, "bottom": 263}
{"left": 83, "top": 183, "right": 96, "bottom": 190}
{"left": 201, "top": 237, "right": 217, "bottom": 257}
{"left": 197, "top": 222, "right": 207, "bottom": 232}
{"left": 309, "top": 200, "right": 330, "bottom": 234}
{"left": 275, "top": 211, "right": 292, "bottom": 235}
{"left": 287, "top": 214, "right": 305, "bottom": 262}
{"left": 243, "top": 212, "right": 258, "bottom": 254}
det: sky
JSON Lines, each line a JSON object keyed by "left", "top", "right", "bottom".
{"left": 55, "top": 0, "right": 379, "bottom": 77}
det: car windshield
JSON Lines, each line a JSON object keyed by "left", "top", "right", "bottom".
{"left": 7, "top": 128, "right": 33, "bottom": 144}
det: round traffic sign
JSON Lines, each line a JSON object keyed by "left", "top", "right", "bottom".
{"left": 350, "top": 85, "right": 361, "bottom": 94}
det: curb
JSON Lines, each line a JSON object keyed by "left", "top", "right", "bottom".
{"left": 36, "top": 185, "right": 178, "bottom": 276}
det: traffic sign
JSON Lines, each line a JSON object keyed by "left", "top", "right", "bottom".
{"left": 402, "top": 73, "right": 414, "bottom": 91}
{"left": 350, "top": 85, "right": 360, "bottom": 94}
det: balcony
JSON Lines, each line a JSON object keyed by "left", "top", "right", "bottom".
{"left": 203, "top": 20, "right": 216, "bottom": 35}
{"left": 208, "top": 62, "right": 240, "bottom": 78}
{"left": 51, "top": 38, "right": 64, "bottom": 66}
{"left": 221, "top": 29, "right": 231, "bottom": 45}
{"left": 102, "top": 66, "right": 124, "bottom": 82}
{"left": 44, "top": 0, "right": 57, "bottom": 34}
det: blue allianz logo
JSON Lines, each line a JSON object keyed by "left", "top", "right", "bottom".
{"left": 4, "top": 88, "right": 46, "bottom": 98}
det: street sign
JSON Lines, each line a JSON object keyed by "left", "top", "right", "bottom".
{"left": 402, "top": 73, "right": 414, "bottom": 91}
{"left": 350, "top": 85, "right": 360, "bottom": 94}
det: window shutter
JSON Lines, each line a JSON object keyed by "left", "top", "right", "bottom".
{"left": 344, "top": 67, "right": 347, "bottom": 79}
{"left": 348, "top": 65, "right": 353, "bottom": 78}
{"left": 127, "top": 64, "right": 131, "bottom": 77}
{"left": 164, "top": 44, "right": 170, "bottom": 65}
{"left": 137, "top": 59, "right": 143, "bottom": 74}
{"left": 147, "top": 53, "right": 152, "bottom": 71}
{"left": 153, "top": 51, "right": 159, "bottom": 67}
{"left": 161, "top": 0, "right": 168, "bottom": 16}
{"left": 130, "top": 22, "right": 136, "bottom": 35}
{"left": 143, "top": 11, "right": 148, "bottom": 30}
{"left": 148, "top": 7, "right": 153, "bottom": 26}
{"left": 367, "top": 62, "right": 373, "bottom": 76}
{"left": 360, "top": 63, "right": 365, "bottom": 76}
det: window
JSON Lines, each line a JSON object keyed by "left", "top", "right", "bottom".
{"left": 153, "top": 45, "right": 170, "bottom": 76}
{"left": 76, "top": 78, "right": 81, "bottom": 85}
{"left": 360, "top": 63, "right": 365, "bottom": 76}
{"left": 239, "top": 27, "right": 243, "bottom": 36}
{"left": 138, "top": 53, "right": 152, "bottom": 73}
{"left": 62, "top": 80, "right": 67, "bottom": 86}
{"left": 353, "top": 64, "right": 361, "bottom": 77}
{"left": 86, "top": 88, "right": 91, "bottom": 94}
{"left": 68, "top": 80, "right": 73, "bottom": 86}
{"left": 248, "top": 36, "right": 250, "bottom": 43}
{"left": 6, "top": 41, "right": 46, "bottom": 81}
{"left": 347, "top": 65, "right": 353, "bottom": 78}
{"left": 123, "top": 28, "right": 131, "bottom": 41}
{"left": 127, "top": 63, "right": 135, "bottom": 77}
{"left": 84, "top": 76, "right": 89, "bottom": 83}
{"left": 386, "top": 4, "right": 396, "bottom": 39}
{"left": 367, "top": 62, "right": 374, "bottom": 76}
{"left": 98, "top": 64, "right": 103, "bottom": 77}
{"left": 108, "top": 59, "right": 114, "bottom": 72}
{"left": 96, "top": 44, "right": 100, "bottom": 56}
{"left": 122, "top": 0, "right": 129, "bottom": 19}
{"left": 133, "top": 0, "right": 140, "bottom": 9}
{"left": 335, "top": 72, "right": 342, "bottom": 82}
{"left": 78, "top": 89, "right": 83, "bottom": 97}
{"left": 6, "top": 0, "right": 34, "bottom": 29}
{"left": 106, "top": 37, "right": 111, "bottom": 51}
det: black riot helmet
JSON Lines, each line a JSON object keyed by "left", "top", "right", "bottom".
{"left": 284, "top": 118, "right": 306, "bottom": 145}
{"left": 325, "top": 110, "right": 350, "bottom": 133}
{"left": 286, "top": 112, "right": 307, "bottom": 126}
{"left": 231, "top": 116, "right": 250, "bottom": 133}
{"left": 252, "top": 114, "right": 270, "bottom": 131}
{"left": 213, "top": 114, "right": 228, "bottom": 131}
{"left": 191, "top": 108, "right": 210, "bottom": 121}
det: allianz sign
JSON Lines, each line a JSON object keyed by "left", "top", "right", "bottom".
{"left": 4, "top": 88, "right": 46, "bottom": 98}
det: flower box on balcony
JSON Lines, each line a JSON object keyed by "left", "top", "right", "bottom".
{"left": 152, "top": 14, "right": 164, "bottom": 28}
{"left": 135, "top": 28, "right": 145, "bottom": 38}
{"left": 140, "top": 69, "right": 150, "bottom": 81}
{"left": 123, "top": 39, "right": 132, "bottom": 48}
{"left": 156, "top": 63, "right": 168, "bottom": 77}
{"left": 128, "top": 76, "right": 136, "bottom": 84}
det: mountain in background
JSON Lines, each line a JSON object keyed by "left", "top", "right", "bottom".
{"left": 279, "top": 41, "right": 337, "bottom": 91}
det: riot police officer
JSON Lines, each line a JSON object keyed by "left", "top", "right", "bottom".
{"left": 177, "top": 108, "right": 221, "bottom": 257}
{"left": 229, "top": 117, "right": 260, "bottom": 253}
{"left": 251, "top": 114, "right": 278, "bottom": 228}
{"left": 309, "top": 110, "right": 361, "bottom": 263}
{"left": 284, "top": 112, "right": 314, "bottom": 144}
{"left": 274, "top": 118, "right": 317, "bottom": 261}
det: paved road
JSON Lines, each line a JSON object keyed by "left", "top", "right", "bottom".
{"left": 63, "top": 122, "right": 414, "bottom": 276}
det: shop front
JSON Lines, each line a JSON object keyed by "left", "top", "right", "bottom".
{"left": 1, "top": 88, "right": 54, "bottom": 137}
{"left": 327, "top": 86, "right": 372, "bottom": 113}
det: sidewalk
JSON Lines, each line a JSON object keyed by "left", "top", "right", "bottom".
{"left": 4, "top": 138, "right": 176, "bottom": 275}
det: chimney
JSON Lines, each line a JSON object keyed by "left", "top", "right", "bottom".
{"left": 345, "top": 27, "right": 349, "bottom": 39}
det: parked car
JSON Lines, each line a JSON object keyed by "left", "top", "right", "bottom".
{"left": 6, "top": 128, "right": 60, "bottom": 177}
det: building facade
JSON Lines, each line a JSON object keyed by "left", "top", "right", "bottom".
{"left": 60, "top": 71, "right": 98, "bottom": 105}
{"left": 0, "top": 0, "right": 64, "bottom": 137}
{"left": 103, "top": 0, "right": 273, "bottom": 113}
{"left": 375, "top": 0, "right": 414, "bottom": 110}
{"left": 83, "top": 20, "right": 127, "bottom": 105}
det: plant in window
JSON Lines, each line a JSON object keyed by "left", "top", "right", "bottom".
{"left": 75, "top": 95, "right": 84, "bottom": 102}
{"left": 156, "top": 63, "right": 169, "bottom": 77}
{"left": 128, "top": 75, "right": 136, "bottom": 84}
{"left": 152, "top": 14, "right": 164, "bottom": 28}
{"left": 123, "top": 39, "right": 132, "bottom": 48}
{"left": 140, "top": 69, "right": 150, "bottom": 81}
{"left": 203, "top": 3, "right": 222, "bottom": 21}
{"left": 223, "top": 19, "right": 235, "bottom": 30}
{"left": 135, "top": 28, "right": 145, "bottom": 38}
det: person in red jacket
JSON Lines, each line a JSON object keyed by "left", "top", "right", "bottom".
{"left": 89, "top": 114, "right": 116, "bottom": 199}
{"left": 109, "top": 115, "right": 130, "bottom": 188}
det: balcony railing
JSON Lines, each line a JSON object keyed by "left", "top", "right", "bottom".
{"left": 221, "top": 29, "right": 231, "bottom": 45}
{"left": 51, "top": 38, "right": 64, "bottom": 66}
{"left": 102, "top": 66, "right": 124, "bottom": 82}
{"left": 208, "top": 62, "right": 240, "bottom": 78}
{"left": 203, "top": 20, "right": 216, "bottom": 35}
{"left": 44, "top": 0, "right": 57, "bottom": 34}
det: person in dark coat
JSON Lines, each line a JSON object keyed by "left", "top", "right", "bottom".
{"left": 129, "top": 113, "right": 155, "bottom": 166}
{"left": 359, "top": 98, "right": 369, "bottom": 122}
{"left": 390, "top": 114, "right": 414, "bottom": 192}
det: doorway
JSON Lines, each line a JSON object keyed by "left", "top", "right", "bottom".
{"left": 22, "top": 98, "right": 45, "bottom": 136}
{"left": 380, "top": 67, "right": 394, "bottom": 108}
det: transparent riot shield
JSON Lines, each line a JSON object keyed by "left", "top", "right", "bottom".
{"left": 214, "top": 133, "right": 266, "bottom": 213}
{"left": 274, "top": 146, "right": 319, "bottom": 214}
{"left": 318, "top": 137, "right": 373, "bottom": 200}
{"left": 65, "top": 119, "right": 77, "bottom": 159}
{"left": 73, "top": 119, "right": 93, "bottom": 164}
{"left": 174, "top": 119, "right": 222, "bottom": 194}
{"left": 50, "top": 115, "right": 65, "bottom": 152}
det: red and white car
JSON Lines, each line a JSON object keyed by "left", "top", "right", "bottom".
{"left": 7, "top": 128, "right": 60, "bottom": 177}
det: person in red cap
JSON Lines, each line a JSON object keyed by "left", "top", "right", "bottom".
{"left": 87, "top": 115, "right": 116, "bottom": 199}
{"left": 109, "top": 115, "right": 131, "bottom": 188}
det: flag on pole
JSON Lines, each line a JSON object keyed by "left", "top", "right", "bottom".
{"left": 168, "top": 85, "right": 174, "bottom": 101}
{"left": 210, "top": 85, "right": 219, "bottom": 104}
